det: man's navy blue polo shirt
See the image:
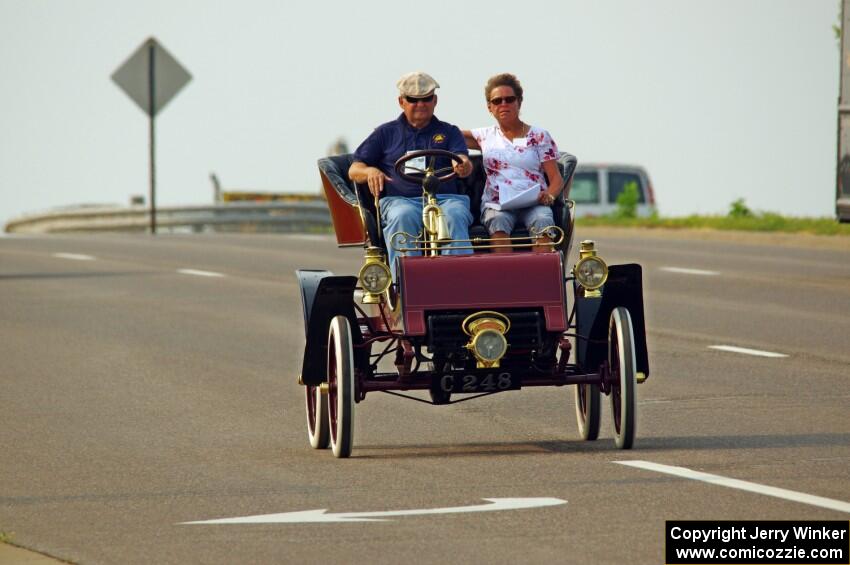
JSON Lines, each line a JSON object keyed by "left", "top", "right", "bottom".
{"left": 352, "top": 113, "right": 468, "bottom": 198}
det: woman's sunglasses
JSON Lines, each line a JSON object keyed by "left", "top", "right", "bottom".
{"left": 489, "top": 95, "right": 518, "bottom": 106}
{"left": 405, "top": 94, "right": 435, "bottom": 104}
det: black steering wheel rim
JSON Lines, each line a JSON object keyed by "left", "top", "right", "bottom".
{"left": 393, "top": 149, "right": 463, "bottom": 183}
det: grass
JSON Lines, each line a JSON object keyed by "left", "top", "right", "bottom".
{"left": 577, "top": 213, "right": 850, "bottom": 237}
{"left": 0, "top": 531, "right": 13, "bottom": 544}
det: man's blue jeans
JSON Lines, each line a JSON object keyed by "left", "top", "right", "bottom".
{"left": 380, "top": 194, "right": 473, "bottom": 280}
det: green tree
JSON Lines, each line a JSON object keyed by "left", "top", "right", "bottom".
{"left": 614, "top": 181, "right": 639, "bottom": 219}
{"left": 728, "top": 198, "right": 753, "bottom": 218}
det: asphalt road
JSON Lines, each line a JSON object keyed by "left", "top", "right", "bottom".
{"left": 1, "top": 229, "right": 848, "bottom": 564}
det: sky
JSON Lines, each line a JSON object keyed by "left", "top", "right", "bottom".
{"left": 0, "top": 0, "right": 840, "bottom": 227}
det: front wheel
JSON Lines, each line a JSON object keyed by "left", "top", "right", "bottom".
{"left": 327, "top": 316, "right": 355, "bottom": 458}
{"left": 609, "top": 307, "right": 637, "bottom": 449}
{"left": 574, "top": 383, "right": 600, "bottom": 440}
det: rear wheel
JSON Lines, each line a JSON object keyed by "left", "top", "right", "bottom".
{"left": 305, "top": 383, "right": 329, "bottom": 449}
{"left": 327, "top": 315, "right": 355, "bottom": 458}
{"left": 609, "top": 307, "right": 637, "bottom": 449}
{"left": 574, "top": 383, "right": 600, "bottom": 440}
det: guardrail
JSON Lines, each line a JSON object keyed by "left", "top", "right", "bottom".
{"left": 3, "top": 201, "right": 332, "bottom": 234}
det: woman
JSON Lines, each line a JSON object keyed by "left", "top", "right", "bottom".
{"left": 463, "top": 73, "right": 564, "bottom": 252}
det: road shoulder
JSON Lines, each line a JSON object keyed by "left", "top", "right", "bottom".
{"left": 577, "top": 225, "right": 850, "bottom": 251}
{"left": 0, "top": 543, "right": 66, "bottom": 564}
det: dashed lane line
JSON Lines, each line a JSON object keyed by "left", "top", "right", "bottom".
{"left": 615, "top": 460, "right": 850, "bottom": 514}
{"left": 708, "top": 345, "right": 788, "bottom": 358}
{"left": 50, "top": 255, "right": 227, "bottom": 279}
{"left": 660, "top": 266, "right": 720, "bottom": 276}
{"left": 52, "top": 253, "right": 95, "bottom": 261}
{"left": 176, "top": 268, "right": 225, "bottom": 278}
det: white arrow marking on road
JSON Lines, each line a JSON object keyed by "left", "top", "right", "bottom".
{"left": 660, "top": 266, "right": 719, "bottom": 276}
{"left": 177, "top": 268, "right": 225, "bottom": 278}
{"left": 52, "top": 253, "right": 95, "bottom": 261}
{"left": 180, "top": 497, "right": 566, "bottom": 524}
{"left": 708, "top": 345, "right": 788, "bottom": 358}
{"left": 615, "top": 461, "right": 850, "bottom": 514}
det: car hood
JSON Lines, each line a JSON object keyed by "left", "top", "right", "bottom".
{"left": 399, "top": 252, "right": 567, "bottom": 335}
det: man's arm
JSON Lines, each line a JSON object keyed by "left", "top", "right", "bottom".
{"left": 349, "top": 161, "right": 391, "bottom": 198}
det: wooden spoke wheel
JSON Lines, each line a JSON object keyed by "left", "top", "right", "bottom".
{"left": 327, "top": 315, "right": 355, "bottom": 458}
{"left": 574, "top": 382, "right": 601, "bottom": 441}
{"left": 609, "top": 307, "right": 637, "bottom": 449}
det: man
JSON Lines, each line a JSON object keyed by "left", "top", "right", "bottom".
{"left": 349, "top": 71, "right": 474, "bottom": 280}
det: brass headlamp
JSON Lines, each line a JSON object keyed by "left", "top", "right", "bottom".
{"left": 462, "top": 311, "right": 511, "bottom": 368}
{"left": 573, "top": 240, "right": 608, "bottom": 297}
{"left": 358, "top": 246, "right": 391, "bottom": 304}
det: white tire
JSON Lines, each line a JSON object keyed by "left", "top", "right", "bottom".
{"left": 328, "top": 316, "right": 354, "bottom": 458}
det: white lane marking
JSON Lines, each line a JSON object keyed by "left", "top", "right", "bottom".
{"left": 52, "top": 253, "right": 95, "bottom": 261}
{"left": 615, "top": 461, "right": 850, "bottom": 514}
{"left": 177, "top": 269, "right": 225, "bottom": 278}
{"left": 180, "top": 497, "right": 567, "bottom": 524}
{"left": 708, "top": 345, "right": 788, "bottom": 358}
{"left": 660, "top": 266, "right": 720, "bottom": 276}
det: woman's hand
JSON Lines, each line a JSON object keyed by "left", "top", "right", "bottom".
{"left": 538, "top": 191, "right": 556, "bottom": 206}
{"left": 539, "top": 159, "right": 563, "bottom": 206}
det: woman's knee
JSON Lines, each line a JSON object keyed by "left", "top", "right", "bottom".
{"left": 483, "top": 210, "right": 515, "bottom": 235}
{"left": 526, "top": 207, "right": 555, "bottom": 233}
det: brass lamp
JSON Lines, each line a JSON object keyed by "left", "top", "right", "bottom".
{"left": 462, "top": 311, "right": 511, "bottom": 369}
{"left": 358, "top": 246, "right": 391, "bottom": 304}
{"left": 573, "top": 240, "right": 608, "bottom": 298}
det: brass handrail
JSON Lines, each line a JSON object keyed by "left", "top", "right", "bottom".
{"left": 390, "top": 225, "right": 565, "bottom": 253}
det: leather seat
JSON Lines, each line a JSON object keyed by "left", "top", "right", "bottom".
{"left": 318, "top": 154, "right": 381, "bottom": 249}
{"left": 317, "top": 151, "right": 577, "bottom": 256}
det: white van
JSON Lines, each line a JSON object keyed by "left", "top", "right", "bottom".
{"left": 569, "top": 163, "right": 656, "bottom": 218}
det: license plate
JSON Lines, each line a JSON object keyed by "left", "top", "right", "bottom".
{"left": 438, "top": 371, "right": 520, "bottom": 394}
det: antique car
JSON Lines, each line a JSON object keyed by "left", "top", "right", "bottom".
{"left": 297, "top": 149, "right": 649, "bottom": 457}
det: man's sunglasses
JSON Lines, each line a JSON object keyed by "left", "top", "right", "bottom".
{"left": 405, "top": 94, "right": 435, "bottom": 104}
{"left": 489, "top": 95, "right": 518, "bottom": 106}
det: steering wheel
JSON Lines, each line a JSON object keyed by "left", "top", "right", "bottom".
{"left": 393, "top": 149, "right": 464, "bottom": 183}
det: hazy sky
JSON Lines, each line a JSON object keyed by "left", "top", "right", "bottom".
{"left": 0, "top": 0, "right": 839, "bottom": 226}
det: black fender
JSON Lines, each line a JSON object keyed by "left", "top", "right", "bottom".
{"left": 295, "top": 270, "right": 359, "bottom": 386}
{"left": 574, "top": 263, "right": 649, "bottom": 379}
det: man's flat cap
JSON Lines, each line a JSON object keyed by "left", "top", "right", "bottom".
{"left": 397, "top": 71, "right": 440, "bottom": 98}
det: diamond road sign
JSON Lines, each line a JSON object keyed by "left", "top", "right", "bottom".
{"left": 111, "top": 37, "right": 191, "bottom": 117}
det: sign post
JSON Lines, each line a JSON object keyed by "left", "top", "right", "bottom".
{"left": 838, "top": 0, "right": 850, "bottom": 222}
{"left": 112, "top": 38, "right": 191, "bottom": 234}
